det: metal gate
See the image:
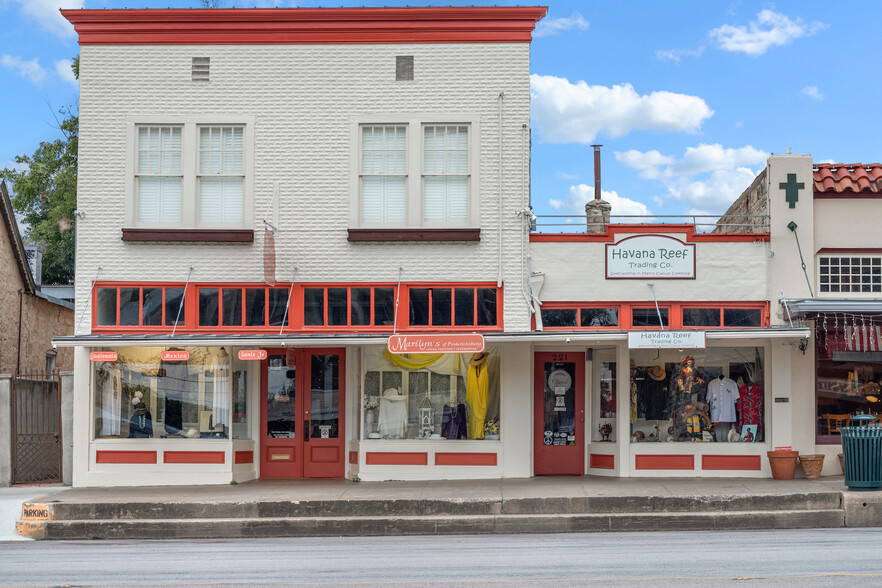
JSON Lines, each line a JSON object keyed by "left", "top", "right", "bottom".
{"left": 11, "top": 373, "right": 62, "bottom": 484}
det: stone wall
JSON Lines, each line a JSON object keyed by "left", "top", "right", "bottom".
{"left": 714, "top": 168, "right": 768, "bottom": 234}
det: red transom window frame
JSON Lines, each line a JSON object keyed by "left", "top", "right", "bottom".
{"left": 91, "top": 281, "right": 503, "bottom": 334}
{"left": 538, "top": 301, "right": 769, "bottom": 331}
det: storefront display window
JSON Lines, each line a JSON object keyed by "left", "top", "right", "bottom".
{"left": 629, "top": 347, "right": 764, "bottom": 443}
{"left": 361, "top": 347, "right": 499, "bottom": 440}
{"left": 591, "top": 348, "right": 616, "bottom": 442}
{"left": 93, "top": 346, "right": 251, "bottom": 440}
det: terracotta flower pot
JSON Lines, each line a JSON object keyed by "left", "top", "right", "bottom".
{"left": 799, "top": 454, "right": 825, "bottom": 479}
{"left": 767, "top": 450, "right": 799, "bottom": 480}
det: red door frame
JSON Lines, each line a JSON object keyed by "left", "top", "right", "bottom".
{"left": 533, "top": 351, "right": 585, "bottom": 476}
{"left": 259, "top": 347, "right": 346, "bottom": 479}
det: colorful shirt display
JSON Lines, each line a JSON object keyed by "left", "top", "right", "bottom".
{"left": 736, "top": 383, "right": 763, "bottom": 428}
{"left": 706, "top": 377, "right": 740, "bottom": 423}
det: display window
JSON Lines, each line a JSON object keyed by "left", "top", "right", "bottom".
{"left": 361, "top": 347, "right": 499, "bottom": 440}
{"left": 590, "top": 348, "right": 617, "bottom": 442}
{"left": 628, "top": 347, "right": 765, "bottom": 443}
{"left": 92, "top": 346, "right": 251, "bottom": 440}
{"left": 539, "top": 302, "right": 768, "bottom": 331}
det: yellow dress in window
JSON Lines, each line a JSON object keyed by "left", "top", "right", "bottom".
{"left": 467, "top": 355, "right": 489, "bottom": 439}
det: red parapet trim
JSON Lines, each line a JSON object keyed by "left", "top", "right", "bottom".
{"left": 531, "top": 225, "right": 769, "bottom": 244}
{"left": 364, "top": 451, "right": 428, "bottom": 466}
{"left": 635, "top": 454, "right": 694, "bottom": 470}
{"left": 96, "top": 450, "right": 157, "bottom": 464}
{"left": 348, "top": 228, "right": 481, "bottom": 242}
{"left": 589, "top": 453, "right": 615, "bottom": 469}
{"left": 701, "top": 455, "right": 761, "bottom": 471}
{"left": 815, "top": 191, "right": 882, "bottom": 199}
{"left": 348, "top": 451, "right": 359, "bottom": 465}
{"left": 817, "top": 248, "right": 882, "bottom": 254}
{"left": 434, "top": 452, "right": 497, "bottom": 466}
{"left": 122, "top": 228, "right": 254, "bottom": 243}
{"left": 163, "top": 451, "right": 226, "bottom": 464}
{"left": 62, "top": 7, "right": 548, "bottom": 45}
{"left": 234, "top": 451, "right": 254, "bottom": 464}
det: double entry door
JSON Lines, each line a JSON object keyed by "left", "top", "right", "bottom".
{"left": 260, "top": 348, "right": 345, "bottom": 479}
{"left": 534, "top": 351, "right": 585, "bottom": 475}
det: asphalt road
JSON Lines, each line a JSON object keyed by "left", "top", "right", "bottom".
{"left": 2, "top": 529, "right": 882, "bottom": 587}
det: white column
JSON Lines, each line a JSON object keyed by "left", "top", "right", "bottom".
{"left": 616, "top": 342, "right": 631, "bottom": 477}
{"left": 72, "top": 347, "right": 92, "bottom": 487}
{"left": 770, "top": 342, "right": 794, "bottom": 451}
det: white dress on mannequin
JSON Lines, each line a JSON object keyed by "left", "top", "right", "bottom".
{"left": 378, "top": 388, "right": 408, "bottom": 439}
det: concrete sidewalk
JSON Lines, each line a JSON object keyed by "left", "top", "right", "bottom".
{"left": 0, "top": 485, "right": 65, "bottom": 541}
{"left": 13, "top": 476, "right": 882, "bottom": 540}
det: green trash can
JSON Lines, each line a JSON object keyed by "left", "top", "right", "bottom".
{"left": 840, "top": 415, "right": 882, "bottom": 491}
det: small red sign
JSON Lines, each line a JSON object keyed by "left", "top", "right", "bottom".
{"left": 161, "top": 350, "right": 190, "bottom": 362}
{"left": 238, "top": 349, "right": 268, "bottom": 361}
{"left": 774, "top": 446, "right": 793, "bottom": 452}
{"left": 89, "top": 351, "right": 118, "bottom": 362}
{"left": 387, "top": 334, "right": 485, "bottom": 354}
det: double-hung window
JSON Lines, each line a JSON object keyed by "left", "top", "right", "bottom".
{"left": 198, "top": 126, "right": 244, "bottom": 224}
{"left": 136, "top": 126, "right": 182, "bottom": 223}
{"left": 360, "top": 126, "right": 406, "bottom": 223}
{"left": 423, "top": 125, "right": 469, "bottom": 223}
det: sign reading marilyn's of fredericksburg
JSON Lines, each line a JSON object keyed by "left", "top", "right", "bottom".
{"left": 606, "top": 234, "right": 696, "bottom": 279}
{"left": 628, "top": 330, "right": 706, "bottom": 350}
{"left": 387, "top": 334, "right": 485, "bottom": 354}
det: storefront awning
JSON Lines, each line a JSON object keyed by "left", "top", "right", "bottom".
{"left": 52, "top": 327, "right": 810, "bottom": 348}
{"left": 783, "top": 298, "right": 882, "bottom": 314}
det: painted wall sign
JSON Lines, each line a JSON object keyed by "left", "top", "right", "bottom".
{"left": 628, "top": 330, "right": 706, "bottom": 349}
{"left": 89, "top": 351, "right": 118, "bottom": 362}
{"left": 160, "top": 350, "right": 190, "bottom": 362}
{"left": 780, "top": 173, "right": 804, "bottom": 209}
{"left": 387, "top": 334, "right": 485, "bottom": 354}
{"left": 238, "top": 349, "right": 268, "bottom": 361}
{"left": 606, "top": 235, "right": 696, "bottom": 279}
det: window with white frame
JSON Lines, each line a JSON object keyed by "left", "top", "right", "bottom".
{"left": 130, "top": 119, "right": 251, "bottom": 229}
{"left": 136, "top": 126, "right": 182, "bottom": 223}
{"left": 423, "top": 125, "right": 469, "bottom": 223}
{"left": 353, "top": 119, "right": 476, "bottom": 229}
{"left": 360, "top": 125, "right": 406, "bottom": 223}
{"left": 198, "top": 126, "right": 244, "bottom": 223}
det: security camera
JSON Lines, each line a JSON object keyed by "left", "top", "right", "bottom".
{"left": 566, "top": 337, "right": 571, "bottom": 343}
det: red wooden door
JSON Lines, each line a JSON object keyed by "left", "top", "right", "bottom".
{"left": 260, "top": 348, "right": 345, "bottom": 479}
{"left": 534, "top": 351, "right": 585, "bottom": 476}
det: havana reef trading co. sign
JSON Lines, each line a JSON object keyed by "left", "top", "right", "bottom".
{"left": 606, "top": 234, "right": 696, "bottom": 279}
{"left": 628, "top": 330, "right": 706, "bottom": 349}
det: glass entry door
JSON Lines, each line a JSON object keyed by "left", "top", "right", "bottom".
{"left": 260, "top": 348, "right": 345, "bottom": 479}
{"left": 534, "top": 351, "right": 585, "bottom": 475}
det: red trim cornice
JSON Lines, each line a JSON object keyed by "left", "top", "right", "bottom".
{"left": 530, "top": 224, "right": 770, "bottom": 243}
{"left": 61, "top": 7, "right": 548, "bottom": 45}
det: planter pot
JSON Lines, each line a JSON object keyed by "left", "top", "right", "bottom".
{"left": 767, "top": 450, "right": 799, "bottom": 480}
{"left": 799, "top": 454, "right": 825, "bottom": 479}
{"left": 838, "top": 453, "right": 845, "bottom": 474}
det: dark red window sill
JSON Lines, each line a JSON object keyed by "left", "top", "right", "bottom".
{"left": 348, "top": 228, "right": 480, "bottom": 242}
{"left": 121, "top": 229, "right": 254, "bottom": 243}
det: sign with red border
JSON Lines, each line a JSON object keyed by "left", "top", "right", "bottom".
{"left": 606, "top": 234, "right": 696, "bottom": 279}
{"left": 161, "top": 350, "right": 190, "bottom": 362}
{"left": 774, "top": 446, "right": 793, "bottom": 452}
{"left": 89, "top": 351, "right": 118, "bottom": 362}
{"left": 387, "top": 334, "right": 485, "bottom": 354}
{"left": 238, "top": 349, "right": 268, "bottom": 361}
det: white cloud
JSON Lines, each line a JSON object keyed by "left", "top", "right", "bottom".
{"left": 709, "top": 9, "right": 826, "bottom": 56}
{"left": 802, "top": 85, "right": 824, "bottom": 100}
{"left": 1, "top": 54, "right": 47, "bottom": 86}
{"left": 655, "top": 46, "right": 705, "bottom": 63}
{"left": 54, "top": 59, "right": 78, "bottom": 87}
{"left": 550, "top": 184, "right": 651, "bottom": 218}
{"left": 734, "top": 120, "right": 744, "bottom": 128}
{"left": 530, "top": 74, "right": 714, "bottom": 144}
{"left": 616, "top": 144, "right": 769, "bottom": 212}
{"left": 554, "top": 171, "right": 579, "bottom": 180}
{"left": 11, "top": 0, "right": 83, "bottom": 41}
{"left": 534, "top": 11, "right": 589, "bottom": 38}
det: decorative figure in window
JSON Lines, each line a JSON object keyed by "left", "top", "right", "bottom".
{"left": 668, "top": 356, "right": 707, "bottom": 441}
{"left": 378, "top": 388, "right": 407, "bottom": 439}
{"left": 466, "top": 352, "right": 489, "bottom": 439}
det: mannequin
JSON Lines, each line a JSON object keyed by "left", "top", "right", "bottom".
{"left": 378, "top": 387, "right": 408, "bottom": 439}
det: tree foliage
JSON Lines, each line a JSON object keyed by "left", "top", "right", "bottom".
{"left": 1, "top": 59, "right": 79, "bottom": 285}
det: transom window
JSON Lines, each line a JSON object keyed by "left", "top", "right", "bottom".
{"left": 539, "top": 303, "right": 767, "bottom": 330}
{"left": 302, "top": 286, "right": 396, "bottom": 328}
{"left": 819, "top": 255, "right": 882, "bottom": 294}
{"left": 408, "top": 286, "right": 497, "bottom": 327}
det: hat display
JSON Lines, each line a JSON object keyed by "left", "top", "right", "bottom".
{"left": 469, "top": 352, "right": 489, "bottom": 367}
{"left": 647, "top": 365, "right": 666, "bottom": 381}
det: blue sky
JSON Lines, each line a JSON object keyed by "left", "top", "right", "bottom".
{"left": 2, "top": 1, "right": 880, "bottom": 227}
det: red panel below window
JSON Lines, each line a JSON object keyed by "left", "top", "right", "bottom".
{"left": 234, "top": 451, "right": 254, "bottom": 464}
{"left": 163, "top": 451, "right": 226, "bottom": 464}
{"left": 365, "top": 452, "right": 428, "bottom": 465}
{"left": 589, "top": 454, "right": 615, "bottom": 469}
{"left": 349, "top": 451, "right": 359, "bottom": 465}
{"left": 434, "top": 452, "right": 497, "bottom": 466}
{"left": 635, "top": 454, "right": 694, "bottom": 470}
{"left": 96, "top": 450, "right": 157, "bottom": 464}
{"left": 701, "top": 455, "right": 762, "bottom": 470}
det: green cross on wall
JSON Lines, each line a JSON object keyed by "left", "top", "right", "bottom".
{"left": 780, "top": 173, "right": 804, "bottom": 209}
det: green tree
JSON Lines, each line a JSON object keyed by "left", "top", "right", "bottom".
{"left": 1, "top": 62, "right": 78, "bottom": 285}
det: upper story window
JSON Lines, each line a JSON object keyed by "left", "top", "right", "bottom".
{"left": 127, "top": 117, "right": 253, "bottom": 230}
{"left": 819, "top": 255, "right": 881, "bottom": 295}
{"left": 352, "top": 117, "right": 478, "bottom": 230}
{"left": 539, "top": 302, "right": 768, "bottom": 330}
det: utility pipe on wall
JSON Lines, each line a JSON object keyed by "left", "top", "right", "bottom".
{"left": 497, "top": 91, "right": 504, "bottom": 288}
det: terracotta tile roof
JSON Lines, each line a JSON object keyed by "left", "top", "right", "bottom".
{"left": 814, "top": 163, "right": 882, "bottom": 194}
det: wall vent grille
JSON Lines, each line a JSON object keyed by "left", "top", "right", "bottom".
{"left": 192, "top": 57, "right": 210, "bottom": 82}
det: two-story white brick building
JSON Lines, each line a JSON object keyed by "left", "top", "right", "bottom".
{"left": 57, "top": 7, "right": 879, "bottom": 487}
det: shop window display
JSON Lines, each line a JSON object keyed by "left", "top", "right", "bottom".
{"left": 361, "top": 347, "right": 499, "bottom": 440}
{"left": 629, "top": 347, "right": 764, "bottom": 443}
{"left": 590, "top": 348, "right": 617, "bottom": 442}
{"left": 93, "top": 346, "right": 251, "bottom": 440}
